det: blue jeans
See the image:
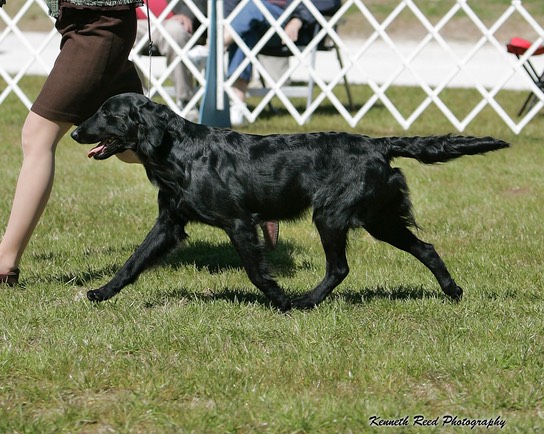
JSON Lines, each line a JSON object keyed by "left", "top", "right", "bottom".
{"left": 228, "top": 1, "right": 284, "bottom": 81}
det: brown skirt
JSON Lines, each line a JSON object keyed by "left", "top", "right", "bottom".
{"left": 32, "top": 7, "right": 143, "bottom": 125}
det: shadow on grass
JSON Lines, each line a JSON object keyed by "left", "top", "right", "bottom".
{"left": 53, "top": 239, "right": 300, "bottom": 286}
{"left": 144, "top": 287, "right": 271, "bottom": 309}
{"left": 142, "top": 284, "right": 443, "bottom": 310}
{"left": 53, "top": 240, "right": 444, "bottom": 308}
{"left": 165, "top": 240, "right": 299, "bottom": 277}
{"left": 335, "top": 285, "right": 442, "bottom": 303}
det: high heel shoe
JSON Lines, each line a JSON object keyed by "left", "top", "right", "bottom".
{"left": 0, "top": 268, "right": 19, "bottom": 286}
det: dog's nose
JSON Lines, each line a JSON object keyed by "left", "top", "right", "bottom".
{"left": 71, "top": 129, "right": 79, "bottom": 141}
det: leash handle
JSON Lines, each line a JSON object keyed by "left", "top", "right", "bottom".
{"left": 145, "top": 0, "right": 153, "bottom": 98}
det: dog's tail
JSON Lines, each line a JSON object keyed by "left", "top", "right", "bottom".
{"left": 383, "top": 134, "right": 509, "bottom": 164}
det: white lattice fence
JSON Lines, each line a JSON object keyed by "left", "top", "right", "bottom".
{"left": 1, "top": 0, "right": 543, "bottom": 133}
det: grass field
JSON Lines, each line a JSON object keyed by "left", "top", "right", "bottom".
{"left": 0, "top": 77, "right": 543, "bottom": 433}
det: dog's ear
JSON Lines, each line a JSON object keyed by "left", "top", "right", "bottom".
{"left": 133, "top": 99, "right": 170, "bottom": 158}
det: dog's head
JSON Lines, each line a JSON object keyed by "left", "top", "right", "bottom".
{"left": 71, "top": 93, "right": 172, "bottom": 160}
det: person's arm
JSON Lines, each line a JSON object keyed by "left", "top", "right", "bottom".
{"left": 170, "top": 0, "right": 207, "bottom": 33}
{"left": 286, "top": 0, "right": 341, "bottom": 26}
{"left": 171, "top": 0, "right": 207, "bottom": 23}
{"left": 283, "top": 0, "right": 340, "bottom": 43}
{"left": 284, "top": 17, "right": 303, "bottom": 42}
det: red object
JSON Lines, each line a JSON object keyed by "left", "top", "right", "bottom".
{"left": 506, "top": 37, "right": 544, "bottom": 116}
{"left": 136, "top": 0, "right": 175, "bottom": 20}
{"left": 506, "top": 37, "right": 544, "bottom": 56}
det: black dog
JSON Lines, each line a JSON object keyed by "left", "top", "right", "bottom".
{"left": 71, "top": 93, "right": 509, "bottom": 310}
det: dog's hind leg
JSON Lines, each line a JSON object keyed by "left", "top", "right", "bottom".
{"left": 366, "top": 220, "right": 463, "bottom": 301}
{"left": 226, "top": 219, "right": 292, "bottom": 311}
{"left": 291, "top": 221, "right": 350, "bottom": 309}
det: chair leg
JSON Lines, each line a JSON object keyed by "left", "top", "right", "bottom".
{"left": 516, "top": 56, "right": 544, "bottom": 116}
{"left": 528, "top": 70, "right": 544, "bottom": 115}
{"left": 518, "top": 92, "right": 535, "bottom": 116}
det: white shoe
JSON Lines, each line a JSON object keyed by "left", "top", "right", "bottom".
{"left": 230, "top": 103, "right": 247, "bottom": 126}
{"left": 188, "top": 45, "right": 209, "bottom": 68}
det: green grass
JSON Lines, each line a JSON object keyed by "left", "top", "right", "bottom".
{"left": 1, "top": 77, "right": 544, "bottom": 433}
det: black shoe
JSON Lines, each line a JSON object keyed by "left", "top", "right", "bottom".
{"left": 0, "top": 268, "right": 19, "bottom": 286}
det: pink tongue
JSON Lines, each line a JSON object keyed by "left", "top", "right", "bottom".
{"left": 87, "top": 144, "right": 105, "bottom": 159}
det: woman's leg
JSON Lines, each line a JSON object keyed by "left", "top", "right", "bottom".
{"left": 0, "top": 111, "right": 72, "bottom": 274}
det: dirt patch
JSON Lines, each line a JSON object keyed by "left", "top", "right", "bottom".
{"left": 502, "top": 186, "right": 533, "bottom": 196}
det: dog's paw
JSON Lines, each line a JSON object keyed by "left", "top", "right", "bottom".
{"left": 445, "top": 285, "right": 463, "bottom": 302}
{"left": 291, "top": 295, "right": 318, "bottom": 310}
{"left": 87, "top": 288, "right": 109, "bottom": 303}
{"left": 273, "top": 297, "right": 292, "bottom": 313}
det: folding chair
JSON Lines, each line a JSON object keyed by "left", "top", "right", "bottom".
{"left": 506, "top": 37, "right": 544, "bottom": 116}
{"left": 249, "top": 14, "right": 354, "bottom": 112}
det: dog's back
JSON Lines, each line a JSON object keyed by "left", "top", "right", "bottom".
{"left": 162, "top": 126, "right": 508, "bottom": 230}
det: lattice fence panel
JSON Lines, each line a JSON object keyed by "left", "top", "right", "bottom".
{"left": 1, "top": 0, "right": 543, "bottom": 133}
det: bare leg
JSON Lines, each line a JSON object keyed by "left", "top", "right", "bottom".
{"left": 224, "top": 29, "right": 234, "bottom": 47}
{"left": 0, "top": 112, "right": 71, "bottom": 274}
{"left": 230, "top": 78, "right": 249, "bottom": 125}
{"left": 232, "top": 78, "right": 248, "bottom": 103}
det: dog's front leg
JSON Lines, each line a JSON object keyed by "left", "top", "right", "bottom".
{"left": 87, "top": 214, "right": 185, "bottom": 302}
{"left": 226, "top": 219, "right": 291, "bottom": 311}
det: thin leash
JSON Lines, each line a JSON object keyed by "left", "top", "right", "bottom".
{"left": 145, "top": 0, "right": 153, "bottom": 98}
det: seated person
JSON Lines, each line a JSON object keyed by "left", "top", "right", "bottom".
{"left": 225, "top": 0, "right": 341, "bottom": 125}
{"left": 136, "top": 0, "right": 206, "bottom": 114}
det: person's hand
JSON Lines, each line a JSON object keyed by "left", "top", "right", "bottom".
{"left": 284, "top": 18, "right": 303, "bottom": 43}
{"left": 0, "top": 0, "right": 7, "bottom": 8}
{"left": 171, "top": 14, "right": 193, "bottom": 34}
